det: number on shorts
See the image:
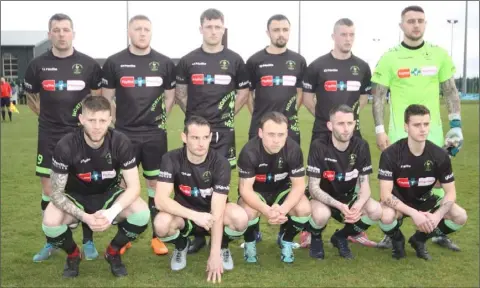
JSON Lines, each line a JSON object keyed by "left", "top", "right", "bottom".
{"left": 37, "top": 154, "right": 43, "bottom": 165}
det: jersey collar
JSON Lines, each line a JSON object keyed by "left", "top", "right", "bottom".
{"left": 401, "top": 41, "right": 425, "bottom": 50}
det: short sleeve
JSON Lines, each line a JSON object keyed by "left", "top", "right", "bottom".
{"left": 90, "top": 62, "right": 103, "bottom": 90}
{"left": 163, "top": 59, "right": 177, "bottom": 90}
{"left": 51, "top": 138, "right": 72, "bottom": 174}
{"left": 302, "top": 62, "right": 318, "bottom": 93}
{"left": 237, "top": 149, "right": 256, "bottom": 178}
{"left": 306, "top": 140, "right": 324, "bottom": 178}
{"left": 158, "top": 153, "right": 175, "bottom": 183}
{"left": 296, "top": 57, "right": 307, "bottom": 88}
{"left": 212, "top": 157, "right": 231, "bottom": 195}
{"left": 287, "top": 143, "right": 305, "bottom": 177}
{"left": 175, "top": 57, "right": 189, "bottom": 85}
{"left": 358, "top": 141, "right": 373, "bottom": 175}
{"left": 437, "top": 152, "right": 455, "bottom": 184}
{"left": 438, "top": 50, "right": 456, "bottom": 83}
{"left": 378, "top": 150, "right": 394, "bottom": 181}
{"left": 235, "top": 56, "right": 250, "bottom": 90}
{"left": 245, "top": 56, "right": 257, "bottom": 91}
{"left": 24, "top": 60, "right": 40, "bottom": 93}
{"left": 360, "top": 63, "right": 372, "bottom": 94}
{"left": 101, "top": 57, "right": 117, "bottom": 89}
{"left": 371, "top": 53, "right": 392, "bottom": 88}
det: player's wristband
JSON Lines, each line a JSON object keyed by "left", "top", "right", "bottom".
{"left": 375, "top": 125, "right": 385, "bottom": 134}
{"left": 103, "top": 203, "right": 123, "bottom": 223}
{"left": 448, "top": 113, "right": 462, "bottom": 128}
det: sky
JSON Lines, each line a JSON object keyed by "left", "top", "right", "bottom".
{"left": 1, "top": 1, "right": 479, "bottom": 77}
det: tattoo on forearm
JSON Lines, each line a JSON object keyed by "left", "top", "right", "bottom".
{"left": 441, "top": 78, "right": 461, "bottom": 114}
{"left": 372, "top": 83, "right": 388, "bottom": 126}
{"left": 381, "top": 195, "right": 399, "bottom": 209}
{"left": 175, "top": 84, "right": 188, "bottom": 113}
{"left": 50, "top": 172, "right": 84, "bottom": 221}
{"left": 309, "top": 177, "right": 338, "bottom": 207}
{"left": 358, "top": 175, "right": 366, "bottom": 187}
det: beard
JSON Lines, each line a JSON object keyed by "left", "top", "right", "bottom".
{"left": 332, "top": 130, "right": 352, "bottom": 143}
{"left": 272, "top": 38, "right": 287, "bottom": 48}
{"left": 84, "top": 129, "right": 105, "bottom": 144}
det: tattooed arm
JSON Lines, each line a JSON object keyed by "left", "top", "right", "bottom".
{"left": 308, "top": 177, "right": 343, "bottom": 209}
{"left": 352, "top": 175, "right": 371, "bottom": 209}
{"left": 434, "top": 181, "right": 456, "bottom": 218}
{"left": 379, "top": 179, "right": 418, "bottom": 217}
{"left": 372, "top": 83, "right": 391, "bottom": 150}
{"left": 26, "top": 92, "right": 40, "bottom": 116}
{"left": 175, "top": 84, "right": 188, "bottom": 113}
{"left": 441, "top": 77, "right": 461, "bottom": 115}
{"left": 50, "top": 171, "right": 86, "bottom": 221}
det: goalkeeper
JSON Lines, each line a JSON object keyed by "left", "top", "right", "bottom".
{"left": 370, "top": 5, "right": 463, "bottom": 251}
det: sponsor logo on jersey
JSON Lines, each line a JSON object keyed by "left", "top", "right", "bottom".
{"left": 362, "top": 165, "right": 372, "bottom": 172}
{"left": 418, "top": 177, "right": 436, "bottom": 186}
{"left": 101, "top": 170, "right": 117, "bottom": 179}
{"left": 214, "top": 74, "right": 232, "bottom": 85}
{"left": 120, "top": 64, "right": 136, "bottom": 68}
{"left": 255, "top": 173, "right": 273, "bottom": 183}
{"left": 179, "top": 185, "right": 192, "bottom": 196}
{"left": 400, "top": 164, "right": 411, "bottom": 169}
{"left": 291, "top": 167, "right": 305, "bottom": 174}
{"left": 42, "top": 67, "right": 58, "bottom": 71}
{"left": 379, "top": 169, "right": 392, "bottom": 177}
{"left": 192, "top": 62, "right": 207, "bottom": 66}
{"left": 123, "top": 157, "right": 136, "bottom": 167}
{"left": 238, "top": 80, "right": 250, "bottom": 88}
{"left": 346, "top": 80, "right": 361, "bottom": 91}
{"left": 181, "top": 172, "right": 191, "bottom": 176}
{"left": 397, "top": 68, "right": 411, "bottom": 78}
{"left": 259, "top": 163, "right": 268, "bottom": 167}
{"left": 259, "top": 63, "right": 274, "bottom": 68}
{"left": 120, "top": 76, "right": 148, "bottom": 87}
{"left": 444, "top": 173, "right": 454, "bottom": 181}
{"left": 325, "top": 157, "right": 337, "bottom": 163}
{"left": 91, "top": 171, "right": 101, "bottom": 182}
{"left": 67, "top": 80, "right": 85, "bottom": 91}
{"left": 145, "top": 76, "right": 163, "bottom": 87}
{"left": 396, "top": 177, "right": 410, "bottom": 188}
{"left": 274, "top": 172, "right": 289, "bottom": 182}
{"left": 307, "top": 165, "right": 320, "bottom": 174}
{"left": 191, "top": 74, "right": 232, "bottom": 85}
{"left": 302, "top": 81, "right": 313, "bottom": 90}
{"left": 260, "top": 75, "right": 297, "bottom": 87}
{"left": 200, "top": 187, "right": 213, "bottom": 197}
{"left": 77, "top": 172, "right": 92, "bottom": 182}
{"left": 323, "top": 69, "right": 338, "bottom": 73}
{"left": 214, "top": 185, "right": 229, "bottom": 191}
{"left": 324, "top": 80, "right": 348, "bottom": 92}
{"left": 52, "top": 157, "right": 68, "bottom": 170}
{"left": 323, "top": 170, "right": 336, "bottom": 181}
{"left": 345, "top": 169, "right": 359, "bottom": 181}
{"left": 421, "top": 66, "right": 438, "bottom": 76}
{"left": 80, "top": 158, "right": 91, "bottom": 164}
{"left": 42, "top": 80, "right": 65, "bottom": 91}
{"left": 159, "top": 171, "right": 172, "bottom": 179}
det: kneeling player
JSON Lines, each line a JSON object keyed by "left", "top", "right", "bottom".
{"left": 378, "top": 104, "right": 467, "bottom": 260}
{"left": 154, "top": 116, "right": 248, "bottom": 283}
{"left": 238, "top": 111, "right": 311, "bottom": 264}
{"left": 306, "top": 105, "right": 382, "bottom": 259}
{"left": 42, "top": 95, "right": 150, "bottom": 278}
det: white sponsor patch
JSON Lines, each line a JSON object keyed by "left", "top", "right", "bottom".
{"left": 146, "top": 76, "right": 163, "bottom": 87}
{"left": 67, "top": 80, "right": 85, "bottom": 91}
{"left": 123, "top": 157, "right": 136, "bottom": 167}
{"left": 282, "top": 75, "right": 297, "bottom": 86}
{"left": 200, "top": 187, "right": 213, "bottom": 198}
{"left": 325, "top": 158, "right": 337, "bottom": 163}
{"left": 24, "top": 81, "right": 33, "bottom": 90}
{"left": 379, "top": 169, "right": 392, "bottom": 177}
{"left": 444, "top": 173, "right": 454, "bottom": 181}
{"left": 362, "top": 165, "right": 372, "bottom": 172}
{"left": 238, "top": 80, "right": 250, "bottom": 88}
{"left": 418, "top": 177, "right": 436, "bottom": 186}
{"left": 52, "top": 157, "right": 68, "bottom": 170}
{"left": 274, "top": 172, "right": 289, "bottom": 182}
{"left": 259, "top": 63, "right": 274, "bottom": 68}
{"left": 239, "top": 168, "right": 249, "bottom": 175}
{"left": 346, "top": 80, "right": 361, "bottom": 91}
{"left": 120, "top": 64, "right": 136, "bottom": 68}
{"left": 102, "top": 170, "right": 116, "bottom": 179}
{"left": 259, "top": 163, "right": 268, "bottom": 167}
{"left": 323, "top": 69, "right": 338, "bottom": 72}
{"left": 291, "top": 167, "right": 305, "bottom": 174}
{"left": 80, "top": 158, "right": 91, "bottom": 164}
{"left": 302, "top": 81, "right": 312, "bottom": 90}
{"left": 307, "top": 165, "right": 320, "bottom": 174}
{"left": 214, "top": 74, "right": 231, "bottom": 85}
{"left": 421, "top": 66, "right": 438, "bottom": 76}
{"left": 159, "top": 171, "right": 172, "bottom": 179}
{"left": 192, "top": 62, "right": 207, "bottom": 66}
{"left": 345, "top": 169, "right": 359, "bottom": 181}
{"left": 214, "top": 185, "right": 229, "bottom": 191}
{"left": 181, "top": 172, "right": 191, "bottom": 176}
{"left": 400, "top": 164, "right": 411, "bottom": 169}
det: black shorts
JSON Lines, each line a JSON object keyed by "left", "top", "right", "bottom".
{"left": 121, "top": 130, "right": 168, "bottom": 180}
{"left": 249, "top": 129, "right": 300, "bottom": 145}
{"left": 239, "top": 188, "right": 290, "bottom": 207}
{"left": 211, "top": 129, "right": 236, "bottom": 169}
{"left": 1, "top": 98, "right": 10, "bottom": 108}
{"left": 36, "top": 129, "right": 73, "bottom": 177}
{"left": 394, "top": 189, "right": 443, "bottom": 213}
{"left": 67, "top": 184, "right": 124, "bottom": 214}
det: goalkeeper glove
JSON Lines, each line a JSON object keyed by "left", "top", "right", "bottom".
{"left": 444, "top": 113, "right": 463, "bottom": 157}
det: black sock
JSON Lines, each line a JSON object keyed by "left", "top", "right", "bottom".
{"left": 46, "top": 227, "right": 77, "bottom": 255}
{"left": 381, "top": 219, "right": 403, "bottom": 240}
{"left": 282, "top": 216, "right": 308, "bottom": 242}
{"left": 175, "top": 235, "right": 188, "bottom": 250}
{"left": 413, "top": 218, "right": 458, "bottom": 243}
{"left": 148, "top": 197, "right": 158, "bottom": 239}
{"left": 308, "top": 221, "right": 326, "bottom": 239}
{"left": 41, "top": 199, "right": 49, "bottom": 211}
{"left": 8, "top": 111, "right": 11, "bottom": 121}
{"left": 279, "top": 222, "right": 287, "bottom": 235}
{"left": 110, "top": 219, "right": 148, "bottom": 250}
{"left": 1, "top": 110, "right": 5, "bottom": 120}
{"left": 253, "top": 221, "right": 260, "bottom": 235}
{"left": 244, "top": 219, "right": 259, "bottom": 242}
{"left": 335, "top": 223, "right": 357, "bottom": 238}
{"left": 82, "top": 222, "right": 93, "bottom": 243}
{"left": 221, "top": 233, "right": 230, "bottom": 249}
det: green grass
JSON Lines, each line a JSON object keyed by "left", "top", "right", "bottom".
{"left": 1, "top": 103, "right": 479, "bottom": 287}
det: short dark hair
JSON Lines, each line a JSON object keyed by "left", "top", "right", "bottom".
{"left": 48, "top": 13, "right": 73, "bottom": 31}
{"left": 334, "top": 18, "right": 354, "bottom": 32}
{"left": 81, "top": 95, "right": 111, "bottom": 114}
{"left": 184, "top": 116, "right": 211, "bottom": 134}
{"left": 129, "top": 14, "right": 151, "bottom": 25}
{"left": 401, "top": 5, "right": 425, "bottom": 17}
{"left": 267, "top": 14, "right": 290, "bottom": 29}
{"left": 329, "top": 104, "right": 354, "bottom": 118}
{"left": 260, "top": 111, "right": 288, "bottom": 129}
{"left": 200, "top": 8, "right": 224, "bottom": 25}
{"left": 404, "top": 104, "right": 430, "bottom": 123}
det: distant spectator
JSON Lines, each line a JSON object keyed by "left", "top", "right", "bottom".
{"left": 0, "top": 77, "right": 12, "bottom": 121}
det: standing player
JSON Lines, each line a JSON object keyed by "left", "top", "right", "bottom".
{"left": 154, "top": 116, "right": 248, "bottom": 283}
{"left": 371, "top": 5, "right": 463, "bottom": 250}
{"left": 307, "top": 105, "right": 382, "bottom": 259}
{"left": 1, "top": 77, "right": 12, "bottom": 121}
{"left": 245, "top": 13, "right": 307, "bottom": 246}
{"left": 102, "top": 15, "right": 176, "bottom": 256}
{"left": 377, "top": 104, "right": 467, "bottom": 260}
{"left": 25, "top": 13, "right": 103, "bottom": 262}
{"left": 301, "top": 18, "right": 375, "bottom": 247}
{"left": 43, "top": 95, "right": 150, "bottom": 278}
{"left": 238, "top": 112, "right": 311, "bottom": 264}
{"left": 175, "top": 8, "right": 250, "bottom": 253}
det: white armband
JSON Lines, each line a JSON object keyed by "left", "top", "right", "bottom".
{"left": 102, "top": 203, "right": 123, "bottom": 223}
{"left": 375, "top": 125, "right": 385, "bottom": 134}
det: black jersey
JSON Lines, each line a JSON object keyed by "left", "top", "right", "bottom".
{"left": 157, "top": 147, "right": 231, "bottom": 213}
{"left": 51, "top": 128, "right": 137, "bottom": 196}
{"left": 24, "top": 49, "right": 103, "bottom": 133}
{"left": 302, "top": 52, "right": 371, "bottom": 134}
{"left": 238, "top": 136, "right": 305, "bottom": 195}
{"left": 176, "top": 47, "right": 250, "bottom": 130}
{"left": 102, "top": 48, "right": 176, "bottom": 133}
{"left": 378, "top": 138, "right": 454, "bottom": 205}
{"left": 307, "top": 134, "right": 372, "bottom": 203}
{"left": 246, "top": 48, "right": 307, "bottom": 135}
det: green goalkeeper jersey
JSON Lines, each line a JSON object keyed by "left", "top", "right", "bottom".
{"left": 371, "top": 41, "right": 456, "bottom": 146}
